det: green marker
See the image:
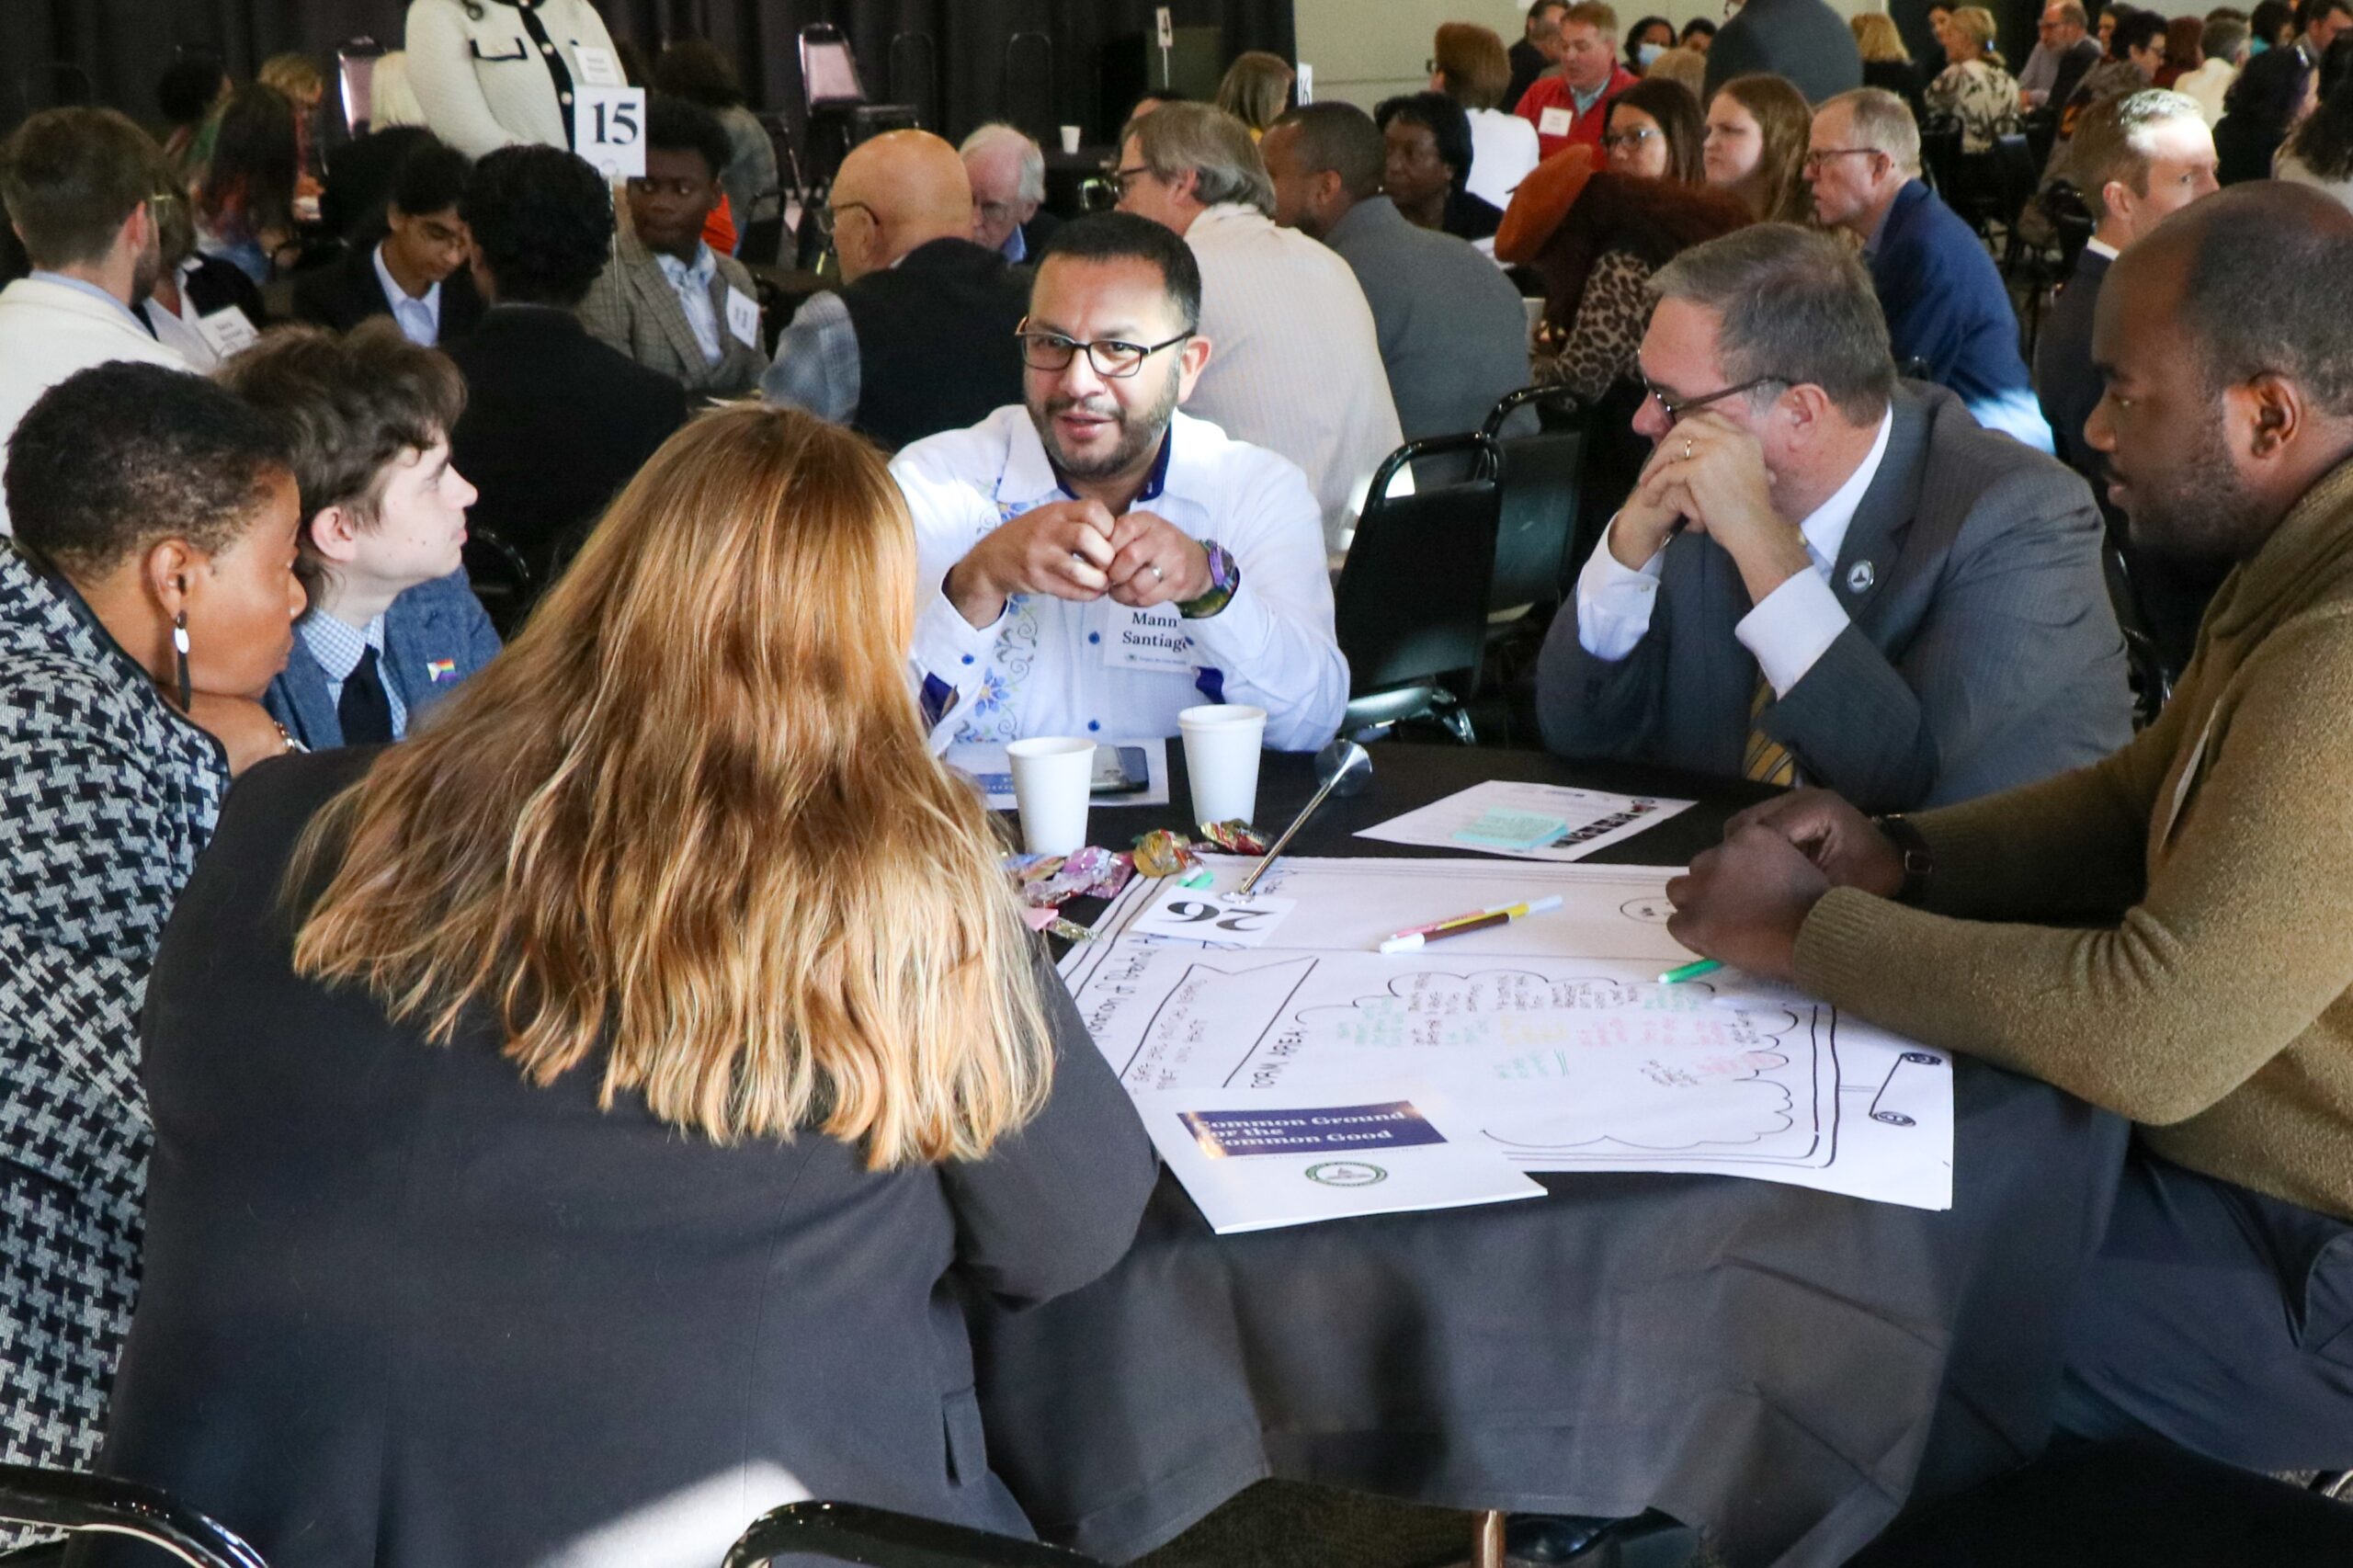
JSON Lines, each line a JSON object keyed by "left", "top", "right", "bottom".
{"left": 1658, "top": 958, "right": 1724, "bottom": 984}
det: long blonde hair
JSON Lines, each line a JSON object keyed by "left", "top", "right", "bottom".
{"left": 288, "top": 406, "right": 1054, "bottom": 1168}
{"left": 1216, "top": 51, "right": 1295, "bottom": 132}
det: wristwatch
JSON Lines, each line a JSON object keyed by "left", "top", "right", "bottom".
{"left": 1177, "top": 540, "right": 1240, "bottom": 620}
{"left": 1872, "top": 813, "right": 1934, "bottom": 903}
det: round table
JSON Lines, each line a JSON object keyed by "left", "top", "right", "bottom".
{"left": 972, "top": 744, "right": 2127, "bottom": 1567}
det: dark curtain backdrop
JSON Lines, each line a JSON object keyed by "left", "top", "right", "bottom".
{"left": 2, "top": 0, "right": 1294, "bottom": 149}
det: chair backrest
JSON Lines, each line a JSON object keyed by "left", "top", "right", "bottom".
{"left": 1989, "top": 131, "right": 2040, "bottom": 227}
{"left": 1335, "top": 433, "right": 1501, "bottom": 699}
{"left": 727, "top": 1499, "right": 1106, "bottom": 1567}
{"left": 1483, "top": 385, "right": 1587, "bottom": 612}
{"left": 1918, "top": 116, "right": 1964, "bottom": 198}
{"left": 0, "top": 1463, "right": 269, "bottom": 1568}
{"left": 800, "top": 25, "right": 867, "bottom": 110}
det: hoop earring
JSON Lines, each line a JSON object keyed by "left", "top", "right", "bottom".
{"left": 173, "top": 609, "right": 192, "bottom": 711}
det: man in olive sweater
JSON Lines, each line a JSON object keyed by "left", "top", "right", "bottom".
{"left": 1665, "top": 183, "right": 2353, "bottom": 1467}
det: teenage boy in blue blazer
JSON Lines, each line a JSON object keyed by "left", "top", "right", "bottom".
{"left": 219, "top": 319, "right": 501, "bottom": 749}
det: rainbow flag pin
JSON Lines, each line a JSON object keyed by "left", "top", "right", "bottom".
{"left": 426, "top": 659, "right": 457, "bottom": 683}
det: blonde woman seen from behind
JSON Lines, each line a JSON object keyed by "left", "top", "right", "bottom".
{"left": 90, "top": 405, "right": 1159, "bottom": 1568}
{"left": 1218, "top": 51, "right": 1296, "bottom": 137}
{"left": 1926, "top": 6, "right": 2024, "bottom": 153}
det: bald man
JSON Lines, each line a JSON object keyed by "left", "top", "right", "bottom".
{"left": 762, "top": 129, "right": 1035, "bottom": 449}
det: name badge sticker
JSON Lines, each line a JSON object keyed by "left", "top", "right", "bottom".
{"left": 573, "top": 45, "right": 625, "bottom": 86}
{"left": 1538, "top": 105, "right": 1574, "bottom": 137}
{"left": 724, "top": 285, "right": 761, "bottom": 348}
{"left": 194, "top": 305, "right": 259, "bottom": 357}
{"left": 1098, "top": 600, "right": 1194, "bottom": 674}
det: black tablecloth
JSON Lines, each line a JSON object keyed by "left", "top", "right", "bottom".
{"left": 973, "top": 744, "right": 2128, "bottom": 1567}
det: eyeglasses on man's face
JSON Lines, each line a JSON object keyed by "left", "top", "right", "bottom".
{"left": 1108, "top": 165, "right": 1156, "bottom": 199}
{"left": 1641, "top": 373, "right": 1788, "bottom": 423}
{"left": 1015, "top": 322, "right": 1192, "bottom": 379}
{"left": 815, "top": 200, "right": 876, "bottom": 238}
{"left": 1802, "top": 146, "right": 1883, "bottom": 174}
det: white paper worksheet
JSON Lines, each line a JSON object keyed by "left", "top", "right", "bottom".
{"left": 1356, "top": 779, "right": 1695, "bottom": 862}
{"left": 1064, "top": 857, "right": 1953, "bottom": 1212}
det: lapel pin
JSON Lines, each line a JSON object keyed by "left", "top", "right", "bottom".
{"left": 1846, "top": 560, "right": 1876, "bottom": 594}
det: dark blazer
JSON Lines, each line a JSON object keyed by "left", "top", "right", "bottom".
{"left": 1506, "top": 37, "right": 1551, "bottom": 119}
{"left": 88, "top": 745, "right": 1156, "bottom": 1568}
{"left": 2045, "top": 35, "right": 2103, "bottom": 112}
{"left": 318, "top": 125, "right": 435, "bottom": 243}
{"left": 446, "top": 303, "right": 688, "bottom": 585}
{"left": 290, "top": 238, "right": 486, "bottom": 344}
{"left": 1536, "top": 382, "right": 2132, "bottom": 812}
{"left": 262, "top": 572, "right": 502, "bottom": 750}
{"left": 1870, "top": 178, "right": 2052, "bottom": 449}
{"left": 836, "top": 237, "right": 1032, "bottom": 451}
{"left": 1705, "top": 0, "right": 1863, "bottom": 105}
{"left": 1324, "top": 195, "right": 1531, "bottom": 441}
{"left": 2033, "top": 243, "right": 2109, "bottom": 478}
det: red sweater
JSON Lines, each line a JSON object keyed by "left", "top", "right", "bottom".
{"left": 1515, "top": 65, "right": 1640, "bottom": 160}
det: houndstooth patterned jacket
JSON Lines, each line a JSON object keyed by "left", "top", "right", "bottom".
{"left": 0, "top": 545, "right": 226, "bottom": 1475}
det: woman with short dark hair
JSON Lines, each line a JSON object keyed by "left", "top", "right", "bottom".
{"left": 0, "top": 360, "right": 302, "bottom": 1487}
{"left": 191, "top": 83, "right": 300, "bottom": 281}
{"left": 1377, "top": 90, "right": 1501, "bottom": 239}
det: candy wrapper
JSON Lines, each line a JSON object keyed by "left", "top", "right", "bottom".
{"left": 1199, "top": 819, "right": 1270, "bottom": 856}
{"left": 1005, "top": 846, "right": 1134, "bottom": 908}
{"left": 1130, "top": 828, "right": 1199, "bottom": 880}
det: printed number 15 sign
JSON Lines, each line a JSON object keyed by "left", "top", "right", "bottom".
{"left": 574, "top": 87, "right": 648, "bottom": 180}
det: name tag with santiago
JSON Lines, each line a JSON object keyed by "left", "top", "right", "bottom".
{"left": 1098, "top": 600, "right": 1193, "bottom": 674}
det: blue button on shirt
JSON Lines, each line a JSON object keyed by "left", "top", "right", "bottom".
{"left": 301, "top": 612, "right": 408, "bottom": 739}
{"left": 654, "top": 244, "right": 723, "bottom": 366}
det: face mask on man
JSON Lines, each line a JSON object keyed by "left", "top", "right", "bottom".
{"left": 1637, "top": 41, "right": 1665, "bottom": 64}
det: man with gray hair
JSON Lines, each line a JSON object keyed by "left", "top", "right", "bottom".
{"left": 1260, "top": 103, "right": 1531, "bottom": 442}
{"left": 2035, "top": 88, "right": 2220, "bottom": 670}
{"left": 961, "top": 122, "right": 1058, "bottom": 263}
{"left": 1117, "top": 101, "right": 1401, "bottom": 552}
{"left": 1809, "top": 87, "right": 2053, "bottom": 452}
{"left": 2020, "top": 1, "right": 2103, "bottom": 110}
{"left": 1537, "top": 223, "right": 2129, "bottom": 811}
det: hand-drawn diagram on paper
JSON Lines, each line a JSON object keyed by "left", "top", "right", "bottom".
{"left": 1063, "top": 858, "right": 1953, "bottom": 1210}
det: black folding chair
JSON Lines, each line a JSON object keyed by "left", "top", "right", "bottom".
{"left": 0, "top": 1463, "right": 267, "bottom": 1568}
{"left": 1334, "top": 432, "right": 1502, "bottom": 745}
{"left": 725, "top": 1501, "right": 1106, "bottom": 1568}
{"left": 1482, "top": 385, "right": 1587, "bottom": 618}
{"left": 461, "top": 524, "right": 537, "bottom": 639}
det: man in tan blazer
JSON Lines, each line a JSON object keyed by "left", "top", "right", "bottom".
{"left": 579, "top": 95, "right": 767, "bottom": 397}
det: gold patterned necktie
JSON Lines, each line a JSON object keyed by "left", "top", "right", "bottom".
{"left": 1744, "top": 675, "right": 1798, "bottom": 788}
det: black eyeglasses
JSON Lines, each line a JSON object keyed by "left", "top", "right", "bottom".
{"left": 1642, "top": 373, "right": 1788, "bottom": 422}
{"left": 1108, "top": 165, "right": 1153, "bottom": 199}
{"left": 814, "top": 200, "right": 876, "bottom": 238}
{"left": 1016, "top": 323, "right": 1192, "bottom": 378}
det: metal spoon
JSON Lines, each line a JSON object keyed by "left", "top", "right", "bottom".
{"left": 1235, "top": 740, "right": 1373, "bottom": 898}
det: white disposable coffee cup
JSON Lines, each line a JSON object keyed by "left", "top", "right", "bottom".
{"left": 1060, "top": 124, "right": 1083, "bottom": 154}
{"left": 1177, "top": 704, "right": 1268, "bottom": 826}
{"left": 1007, "top": 736, "right": 1096, "bottom": 855}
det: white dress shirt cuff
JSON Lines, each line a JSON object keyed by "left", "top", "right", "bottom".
{"left": 1574, "top": 515, "right": 1665, "bottom": 662}
{"left": 1734, "top": 567, "right": 1851, "bottom": 698}
{"left": 913, "top": 584, "right": 1003, "bottom": 725}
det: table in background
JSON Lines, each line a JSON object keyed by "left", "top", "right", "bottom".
{"left": 974, "top": 743, "right": 2127, "bottom": 1568}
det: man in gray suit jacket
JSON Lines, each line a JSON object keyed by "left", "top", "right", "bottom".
{"left": 579, "top": 95, "right": 767, "bottom": 397}
{"left": 1538, "top": 224, "right": 2131, "bottom": 813}
{"left": 1260, "top": 104, "right": 1533, "bottom": 441}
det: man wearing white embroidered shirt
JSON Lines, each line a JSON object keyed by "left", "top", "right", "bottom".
{"left": 893, "top": 212, "right": 1347, "bottom": 751}
{"left": 1536, "top": 223, "right": 2131, "bottom": 813}
{"left": 1114, "top": 102, "right": 1404, "bottom": 556}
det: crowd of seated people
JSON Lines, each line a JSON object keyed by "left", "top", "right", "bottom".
{"left": 6, "top": 12, "right": 2353, "bottom": 1567}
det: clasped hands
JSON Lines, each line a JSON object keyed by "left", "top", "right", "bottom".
{"left": 947, "top": 498, "right": 1211, "bottom": 629}
{"left": 1611, "top": 414, "right": 1814, "bottom": 608}
{"left": 1665, "top": 790, "right": 1908, "bottom": 982}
